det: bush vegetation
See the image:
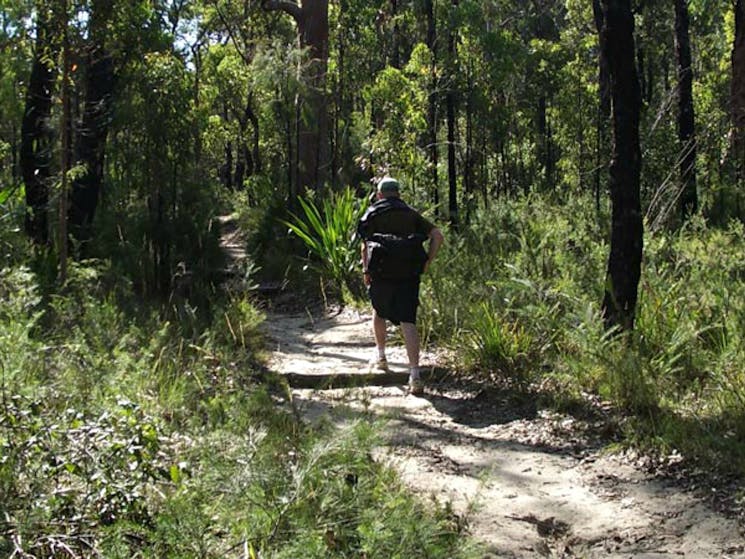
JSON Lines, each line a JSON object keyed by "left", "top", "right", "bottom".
{"left": 416, "top": 195, "right": 745, "bottom": 473}
{"left": 0, "top": 250, "right": 474, "bottom": 558}
{"left": 262, "top": 186, "right": 745, "bottom": 475}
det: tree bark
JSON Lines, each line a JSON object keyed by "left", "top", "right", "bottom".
{"left": 68, "top": 0, "right": 115, "bottom": 248}
{"left": 464, "top": 56, "right": 474, "bottom": 224}
{"left": 732, "top": 0, "right": 745, "bottom": 212}
{"left": 599, "top": 0, "right": 643, "bottom": 332}
{"left": 425, "top": 0, "right": 439, "bottom": 215}
{"left": 593, "top": 0, "right": 610, "bottom": 213}
{"left": 264, "top": 0, "right": 330, "bottom": 193}
{"left": 447, "top": 0, "right": 458, "bottom": 230}
{"left": 20, "top": 3, "right": 59, "bottom": 245}
{"left": 391, "top": 0, "right": 400, "bottom": 68}
{"left": 59, "top": 0, "right": 70, "bottom": 282}
{"left": 674, "top": 0, "right": 697, "bottom": 220}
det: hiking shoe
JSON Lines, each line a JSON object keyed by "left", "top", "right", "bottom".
{"left": 408, "top": 377, "right": 424, "bottom": 396}
{"left": 370, "top": 357, "right": 389, "bottom": 372}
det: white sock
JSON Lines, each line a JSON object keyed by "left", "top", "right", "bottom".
{"left": 409, "top": 366, "right": 421, "bottom": 380}
{"left": 377, "top": 348, "right": 386, "bottom": 360}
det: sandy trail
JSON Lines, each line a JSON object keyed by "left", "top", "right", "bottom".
{"left": 264, "top": 307, "right": 744, "bottom": 558}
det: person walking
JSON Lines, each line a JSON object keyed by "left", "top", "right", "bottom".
{"left": 357, "top": 177, "right": 444, "bottom": 395}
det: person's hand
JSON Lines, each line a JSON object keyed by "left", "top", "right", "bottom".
{"left": 422, "top": 259, "right": 431, "bottom": 274}
{"left": 363, "top": 272, "right": 371, "bottom": 286}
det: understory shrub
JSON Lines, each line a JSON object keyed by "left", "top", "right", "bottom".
{"left": 424, "top": 195, "right": 745, "bottom": 470}
{"left": 0, "top": 260, "right": 476, "bottom": 558}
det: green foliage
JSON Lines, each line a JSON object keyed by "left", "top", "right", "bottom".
{"left": 283, "top": 189, "right": 367, "bottom": 298}
{"left": 426, "top": 195, "right": 745, "bottom": 472}
{"left": 361, "top": 62, "right": 428, "bottom": 183}
{"left": 465, "top": 302, "right": 533, "bottom": 381}
{"left": 0, "top": 259, "right": 473, "bottom": 557}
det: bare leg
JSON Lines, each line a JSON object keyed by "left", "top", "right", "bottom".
{"left": 400, "top": 322, "right": 420, "bottom": 369}
{"left": 373, "top": 309, "right": 387, "bottom": 354}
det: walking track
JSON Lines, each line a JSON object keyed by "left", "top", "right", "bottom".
{"left": 264, "top": 308, "right": 745, "bottom": 559}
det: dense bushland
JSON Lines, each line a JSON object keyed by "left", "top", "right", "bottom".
{"left": 414, "top": 195, "right": 745, "bottom": 473}
{"left": 0, "top": 247, "right": 473, "bottom": 558}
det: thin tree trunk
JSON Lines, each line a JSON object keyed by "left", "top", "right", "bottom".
{"left": 425, "top": 0, "right": 439, "bottom": 215}
{"left": 246, "top": 98, "right": 262, "bottom": 175}
{"left": 390, "top": 0, "right": 400, "bottom": 69}
{"left": 732, "top": 0, "right": 745, "bottom": 215}
{"left": 20, "top": 3, "right": 59, "bottom": 245}
{"left": 599, "top": 0, "right": 643, "bottom": 332}
{"left": 59, "top": 0, "right": 70, "bottom": 283}
{"left": 675, "top": 0, "right": 697, "bottom": 220}
{"left": 464, "top": 57, "right": 474, "bottom": 224}
{"left": 446, "top": 0, "right": 458, "bottom": 230}
{"left": 11, "top": 121, "right": 18, "bottom": 183}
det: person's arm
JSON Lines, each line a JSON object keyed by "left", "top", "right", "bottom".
{"left": 423, "top": 227, "right": 444, "bottom": 274}
{"left": 361, "top": 241, "right": 371, "bottom": 286}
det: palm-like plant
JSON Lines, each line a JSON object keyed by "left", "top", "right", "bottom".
{"left": 283, "top": 189, "right": 367, "bottom": 297}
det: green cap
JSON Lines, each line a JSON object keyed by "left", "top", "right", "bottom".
{"left": 377, "top": 177, "right": 400, "bottom": 193}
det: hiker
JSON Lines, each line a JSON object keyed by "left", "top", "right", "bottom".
{"left": 357, "top": 177, "right": 444, "bottom": 395}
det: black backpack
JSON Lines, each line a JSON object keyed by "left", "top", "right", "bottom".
{"left": 365, "top": 232, "right": 428, "bottom": 280}
{"left": 358, "top": 198, "right": 429, "bottom": 280}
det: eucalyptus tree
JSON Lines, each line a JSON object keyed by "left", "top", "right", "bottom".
{"left": 674, "top": 0, "right": 697, "bottom": 220}
{"left": 424, "top": 0, "right": 438, "bottom": 213}
{"left": 20, "top": 1, "right": 60, "bottom": 245}
{"left": 198, "top": 0, "right": 277, "bottom": 196}
{"left": 592, "top": 0, "right": 610, "bottom": 210}
{"left": 598, "top": 0, "right": 643, "bottom": 331}
{"left": 68, "top": 0, "right": 117, "bottom": 247}
{"left": 262, "top": 0, "right": 330, "bottom": 194}
{"left": 733, "top": 0, "right": 745, "bottom": 211}
{"left": 445, "top": 0, "right": 459, "bottom": 229}
{"left": 0, "top": 0, "right": 33, "bottom": 189}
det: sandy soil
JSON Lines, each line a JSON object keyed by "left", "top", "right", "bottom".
{"left": 262, "top": 306, "right": 745, "bottom": 558}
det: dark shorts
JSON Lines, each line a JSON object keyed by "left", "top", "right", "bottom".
{"left": 368, "top": 278, "right": 420, "bottom": 325}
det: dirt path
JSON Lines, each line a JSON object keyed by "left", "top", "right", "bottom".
{"left": 264, "top": 307, "right": 745, "bottom": 558}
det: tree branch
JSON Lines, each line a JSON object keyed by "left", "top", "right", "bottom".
{"left": 262, "top": 0, "right": 303, "bottom": 23}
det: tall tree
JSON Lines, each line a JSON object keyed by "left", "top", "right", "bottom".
{"left": 599, "top": 0, "right": 643, "bottom": 332}
{"left": 446, "top": 0, "right": 458, "bottom": 229}
{"left": 390, "top": 0, "right": 401, "bottom": 69}
{"left": 424, "top": 0, "right": 439, "bottom": 214}
{"left": 59, "top": 0, "right": 71, "bottom": 281}
{"left": 68, "top": 0, "right": 116, "bottom": 247}
{"left": 263, "top": 0, "right": 330, "bottom": 194}
{"left": 592, "top": 0, "right": 610, "bottom": 213}
{"left": 733, "top": 0, "right": 745, "bottom": 213}
{"left": 674, "top": 0, "right": 697, "bottom": 220}
{"left": 20, "top": 2, "right": 59, "bottom": 245}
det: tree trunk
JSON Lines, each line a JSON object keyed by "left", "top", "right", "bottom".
{"left": 592, "top": 0, "right": 610, "bottom": 213}
{"left": 59, "top": 0, "right": 70, "bottom": 282}
{"left": 446, "top": 0, "right": 458, "bottom": 230}
{"left": 425, "top": 0, "right": 439, "bottom": 215}
{"left": 246, "top": 98, "right": 262, "bottom": 175}
{"left": 264, "top": 0, "right": 330, "bottom": 193}
{"left": 464, "top": 57, "right": 474, "bottom": 224}
{"left": 68, "top": 1, "right": 115, "bottom": 248}
{"left": 675, "top": 0, "right": 697, "bottom": 220}
{"left": 599, "top": 0, "right": 643, "bottom": 332}
{"left": 390, "top": 0, "right": 400, "bottom": 69}
{"left": 20, "top": 3, "right": 59, "bottom": 245}
{"left": 732, "top": 0, "right": 745, "bottom": 213}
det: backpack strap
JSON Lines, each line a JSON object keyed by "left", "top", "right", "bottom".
{"left": 357, "top": 198, "right": 414, "bottom": 240}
